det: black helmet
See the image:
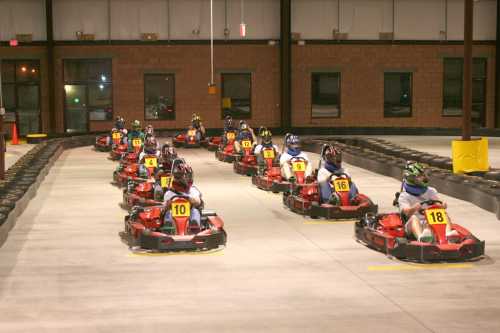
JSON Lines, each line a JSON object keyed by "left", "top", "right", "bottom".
{"left": 171, "top": 160, "right": 193, "bottom": 193}
{"left": 322, "top": 144, "right": 342, "bottom": 169}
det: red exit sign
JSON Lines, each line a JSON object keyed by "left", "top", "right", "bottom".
{"left": 9, "top": 39, "right": 18, "bottom": 47}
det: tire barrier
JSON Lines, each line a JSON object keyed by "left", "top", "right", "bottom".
{"left": 303, "top": 137, "right": 500, "bottom": 220}
{"left": 0, "top": 135, "right": 96, "bottom": 248}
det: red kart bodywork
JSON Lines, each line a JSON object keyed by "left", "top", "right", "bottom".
{"left": 207, "top": 136, "right": 222, "bottom": 151}
{"left": 95, "top": 135, "right": 111, "bottom": 152}
{"left": 355, "top": 208, "right": 485, "bottom": 262}
{"left": 233, "top": 143, "right": 257, "bottom": 176}
{"left": 251, "top": 148, "right": 288, "bottom": 192}
{"left": 283, "top": 176, "right": 378, "bottom": 219}
{"left": 109, "top": 144, "right": 128, "bottom": 161}
{"left": 124, "top": 200, "right": 227, "bottom": 251}
{"left": 173, "top": 129, "right": 207, "bottom": 148}
{"left": 216, "top": 140, "right": 236, "bottom": 163}
{"left": 113, "top": 163, "right": 144, "bottom": 187}
{"left": 122, "top": 171, "right": 172, "bottom": 209}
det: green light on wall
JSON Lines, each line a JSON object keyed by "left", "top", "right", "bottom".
{"left": 74, "top": 97, "right": 80, "bottom": 104}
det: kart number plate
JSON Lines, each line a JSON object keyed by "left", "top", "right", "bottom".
{"left": 188, "top": 130, "right": 197, "bottom": 137}
{"left": 292, "top": 161, "right": 306, "bottom": 172}
{"left": 160, "top": 176, "right": 172, "bottom": 188}
{"left": 112, "top": 133, "right": 121, "bottom": 140}
{"left": 263, "top": 149, "right": 275, "bottom": 159}
{"left": 132, "top": 139, "right": 142, "bottom": 147}
{"left": 425, "top": 208, "right": 448, "bottom": 225}
{"left": 333, "top": 179, "right": 350, "bottom": 192}
{"left": 172, "top": 201, "right": 191, "bottom": 218}
{"left": 242, "top": 140, "right": 252, "bottom": 149}
{"left": 226, "top": 132, "right": 236, "bottom": 140}
{"left": 144, "top": 157, "right": 158, "bottom": 168}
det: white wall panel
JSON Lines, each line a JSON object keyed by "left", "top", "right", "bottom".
{"left": 138, "top": 0, "right": 169, "bottom": 39}
{"left": 110, "top": 0, "right": 140, "bottom": 40}
{"left": 170, "top": 0, "right": 225, "bottom": 39}
{"left": 54, "top": 0, "right": 108, "bottom": 40}
{"left": 226, "top": 0, "right": 280, "bottom": 39}
{"left": 395, "top": 0, "right": 445, "bottom": 40}
{"left": 292, "top": 0, "right": 339, "bottom": 39}
{"left": 341, "top": 0, "right": 393, "bottom": 39}
{"left": 0, "top": 0, "right": 46, "bottom": 41}
{"left": 447, "top": 0, "right": 497, "bottom": 41}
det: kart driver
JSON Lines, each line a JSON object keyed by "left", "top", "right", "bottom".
{"left": 137, "top": 136, "right": 160, "bottom": 178}
{"left": 234, "top": 121, "right": 256, "bottom": 155}
{"left": 191, "top": 113, "right": 206, "bottom": 141}
{"left": 279, "top": 134, "right": 313, "bottom": 182}
{"left": 398, "top": 162, "right": 458, "bottom": 242}
{"left": 163, "top": 161, "right": 203, "bottom": 228}
{"left": 317, "top": 144, "right": 358, "bottom": 204}
{"left": 115, "top": 116, "right": 125, "bottom": 130}
{"left": 253, "top": 128, "right": 279, "bottom": 172}
{"left": 222, "top": 115, "right": 238, "bottom": 146}
{"left": 127, "top": 120, "right": 145, "bottom": 152}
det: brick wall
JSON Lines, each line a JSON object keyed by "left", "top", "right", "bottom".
{"left": 53, "top": 44, "right": 281, "bottom": 133}
{"left": 292, "top": 44, "right": 496, "bottom": 128}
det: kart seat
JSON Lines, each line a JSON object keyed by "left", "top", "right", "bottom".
{"left": 378, "top": 214, "right": 404, "bottom": 229}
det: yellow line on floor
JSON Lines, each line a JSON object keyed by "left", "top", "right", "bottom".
{"left": 368, "top": 263, "right": 474, "bottom": 271}
{"left": 128, "top": 249, "right": 225, "bottom": 257}
{"left": 304, "top": 220, "right": 356, "bottom": 225}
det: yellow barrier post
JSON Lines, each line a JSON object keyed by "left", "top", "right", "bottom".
{"left": 452, "top": 138, "right": 489, "bottom": 174}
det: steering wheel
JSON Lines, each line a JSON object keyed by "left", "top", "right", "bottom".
{"left": 418, "top": 199, "right": 443, "bottom": 215}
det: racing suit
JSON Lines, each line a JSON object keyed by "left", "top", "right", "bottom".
{"left": 279, "top": 148, "right": 313, "bottom": 180}
{"left": 254, "top": 142, "right": 280, "bottom": 171}
{"left": 138, "top": 150, "right": 161, "bottom": 178}
{"left": 317, "top": 161, "right": 358, "bottom": 203}
{"left": 163, "top": 186, "right": 202, "bottom": 227}
{"left": 234, "top": 130, "right": 256, "bottom": 154}
{"left": 127, "top": 131, "right": 145, "bottom": 152}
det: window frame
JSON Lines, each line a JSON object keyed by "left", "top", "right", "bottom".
{"left": 143, "top": 73, "right": 176, "bottom": 121}
{"left": 62, "top": 59, "right": 113, "bottom": 131}
{"left": 383, "top": 71, "right": 413, "bottom": 118}
{"left": 442, "top": 57, "right": 487, "bottom": 122}
{"left": 310, "top": 72, "right": 342, "bottom": 119}
{"left": 221, "top": 72, "right": 252, "bottom": 120}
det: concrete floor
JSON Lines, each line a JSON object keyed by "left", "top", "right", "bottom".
{"left": 5, "top": 143, "right": 35, "bottom": 170}
{"left": 0, "top": 145, "right": 500, "bottom": 332}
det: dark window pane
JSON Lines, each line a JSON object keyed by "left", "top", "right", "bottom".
{"left": 17, "top": 85, "right": 39, "bottom": 109}
{"left": 221, "top": 73, "right": 251, "bottom": 119}
{"left": 145, "top": 74, "right": 175, "bottom": 120}
{"left": 65, "top": 85, "right": 87, "bottom": 109}
{"left": 17, "top": 109, "right": 40, "bottom": 135}
{"left": 16, "top": 61, "right": 40, "bottom": 83}
{"left": 88, "top": 84, "right": 112, "bottom": 107}
{"left": 384, "top": 73, "right": 412, "bottom": 117}
{"left": 311, "top": 73, "right": 340, "bottom": 118}
{"left": 1, "top": 62, "right": 16, "bottom": 83}
{"left": 87, "top": 59, "right": 112, "bottom": 82}
{"left": 444, "top": 59, "right": 462, "bottom": 79}
{"left": 473, "top": 59, "right": 487, "bottom": 78}
{"left": 2, "top": 84, "right": 16, "bottom": 109}
{"left": 64, "top": 60, "right": 88, "bottom": 82}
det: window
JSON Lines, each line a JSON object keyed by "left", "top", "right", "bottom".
{"left": 311, "top": 73, "right": 340, "bottom": 118}
{"left": 0, "top": 60, "right": 41, "bottom": 135}
{"left": 221, "top": 73, "right": 251, "bottom": 119}
{"left": 63, "top": 59, "right": 112, "bottom": 132}
{"left": 443, "top": 58, "right": 487, "bottom": 127}
{"left": 384, "top": 72, "right": 412, "bottom": 117}
{"left": 144, "top": 74, "right": 175, "bottom": 120}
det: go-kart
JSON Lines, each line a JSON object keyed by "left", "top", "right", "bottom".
{"left": 111, "top": 137, "right": 143, "bottom": 161}
{"left": 173, "top": 128, "right": 207, "bottom": 148}
{"left": 113, "top": 154, "right": 158, "bottom": 187}
{"left": 283, "top": 172, "right": 378, "bottom": 219}
{"left": 109, "top": 143, "right": 128, "bottom": 161}
{"left": 233, "top": 139, "right": 257, "bottom": 176}
{"left": 215, "top": 131, "right": 237, "bottom": 163}
{"left": 124, "top": 195, "right": 227, "bottom": 251}
{"left": 206, "top": 136, "right": 222, "bottom": 151}
{"left": 251, "top": 147, "right": 284, "bottom": 193}
{"left": 95, "top": 130, "right": 123, "bottom": 152}
{"left": 122, "top": 171, "right": 172, "bottom": 210}
{"left": 355, "top": 200, "right": 485, "bottom": 262}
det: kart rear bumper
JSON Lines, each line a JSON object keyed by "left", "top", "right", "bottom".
{"left": 284, "top": 193, "right": 378, "bottom": 219}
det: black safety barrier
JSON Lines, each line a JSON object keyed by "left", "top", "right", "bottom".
{"left": 0, "top": 135, "right": 96, "bottom": 247}
{"left": 302, "top": 137, "right": 500, "bottom": 220}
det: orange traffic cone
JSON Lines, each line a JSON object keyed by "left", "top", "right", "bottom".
{"left": 11, "top": 122, "right": 19, "bottom": 145}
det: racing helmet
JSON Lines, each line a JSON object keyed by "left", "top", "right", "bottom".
{"left": 144, "top": 136, "right": 157, "bottom": 154}
{"left": 260, "top": 128, "right": 272, "bottom": 145}
{"left": 285, "top": 134, "right": 300, "bottom": 150}
{"left": 323, "top": 144, "right": 342, "bottom": 168}
{"left": 403, "top": 162, "right": 428, "bottom": 188}
{"left": 224, "top": 115, "right": 233, "bottom": 129}
{"left": 115, "top": 116, "right": 125, "bottom": 129}
{"left": 145, "top": 124, "right": 154, "bottom": 136}
{"left": 171, "top": 160, "right": 194, "bottom": 193}
{"left": 161, "top": 143, "right": 177, "bottom": 163}
{"left": 239, "top": 120, "right": 249, "bottom": 131}
{"left": 131, "top": 120, "right": 141, "bottom": 131}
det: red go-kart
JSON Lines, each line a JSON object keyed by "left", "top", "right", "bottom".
{"left": 122, "top": 171, "right": 172, "bottom": 210}
{"left": 215, "top": 131, "right": 237, "bottom": 163}
{"left": 251, "top": 147, "right": 284, "bottom": 193}
{"left": 283, "top": 173, "right": 378, "bottom": 219}
{"left": 113, "top": 154, "right": 157, "bottom": 187}
{"left": 124, "top": 196, "right": 227, "bottom": 251}
{"left": 95, "top": 130, "right": 123, "bottom": 152}
{"left": 355, "top": 200, "right": 485, "bottom": 262}
{"left": 173, "top": 128, "right": 207, "bottom": 148}
{"left": 233, "top": 139, "right": 257, "bottom": 176}
{"left": 206, "top": 136, "right": 222, "bottom": 151}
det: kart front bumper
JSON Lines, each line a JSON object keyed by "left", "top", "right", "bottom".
{"left": 233, "top": 161, "right": 257, "bottom": 176}
{"left": 138, "top": 230, "right": 227, "bottom": 251}
{"left": 252, "top": 175, "right": 290, "bottom": 193}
